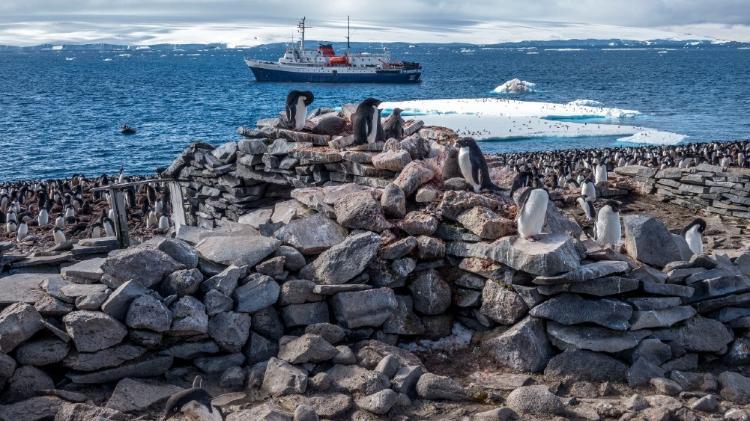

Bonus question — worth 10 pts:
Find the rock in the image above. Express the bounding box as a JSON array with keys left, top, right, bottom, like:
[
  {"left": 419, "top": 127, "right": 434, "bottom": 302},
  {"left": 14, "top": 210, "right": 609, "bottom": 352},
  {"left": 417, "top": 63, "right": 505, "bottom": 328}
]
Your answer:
[
  {"left": 690, "top": 394, "right": 719, "bottom": 412},
  {"left": 100, "top": 280, "right": 149, "bottom": 322},
  {"left": 533, "top": 260, "right": 630, "bottom": 285},
  {"left": 393, "top": 161, "right": 434, "bottom": 196},
  {"left": 670, "top": 370, "right": 717, "bottom": 392},
  {"left": 234, "top": 275, "right": 280, "bottom": 313},
  {"left": 629, "top": 338, "right": 672, "bottom": 365},
  {"left": 161, "top": 268, "right": 203, "bottom": 296},
  {"left": 623, "top": 215, "right": 683, "bottom": 267},
  {"left": 208, "top": 312, "right": 251, "bottom": 352},
  {"left": 194, "top": 353, "right": 245, "bottom": 373},
  {"left": 719, "top": 371, "right": 750, "bottom": 404},
  {"left": 196, "top": 234, "right": 280, "bottom": 267},
  {"left": 650, "top": 377, "right": 682, "bottom": 396},
  {"left": 652, "top": 315, "right": 733, "bottom": 353},
  {"left": 630, "top": 306, "right": 696, "bottom": 330},
  {"left": 529, "top": 293, "right": 632, "bottom": 330},
  {"left": 5, "top": 365, "right": 54, "bottom": 402},
  {"left": 457, "top": 207, "right": 514, "bottom": 240},
  {"left": 54, "top": 402, "right": 128, "bottom": 421},
  {"left": 391, "top": 365, "right": 423, "bottom": 394},
  {"left": 333, "top": 345, "right": 357, "bottom": 364},
  {"left": 63, "top": 344, "right": 146, "bottom": 371},
  {"left": 382, "top": 295, "right": 425, "bottom": 335},
  {"left": 627, "top": 357, "right": 665, "bottom": 386},
  {"left": 262, "top": 357, "right": 307, "bottom": 397},
  {"left": 294, "top": 404, "right": 319, "bottom": 421},
  {"left": 0, "top": 303, "right": 43, "bottom": 353},
  {"left": 334, "top": 191, "right": 391, "bottom": 233},
  {"left": 0, "top": 396, "right": 64, "bottom": 421},
  {"left": 381, "top": 184, "right": 407, "bottom": 218},
  {"left": 303, "top": 393, "right": 353, "bottom": 419},
  {"left": 482, "top": 234, "right": 582, "bottom": 276},
  {"left": 201, "top": 265, "right": 243, "bottom": 296},
  {"left": 327, "top": 364, "right": 389, "bottom": 395},
  {"left": 505, "top": 385, "right": 564, "bottom": 416},
  {"left": 356, "top": 389, "right": 399, "bottom": 415},
  {"left": 415, "top": 185, "right": 439, "bottom": 203},
  {"left": 106, "top": 378, "right": 183, "bottom": 413},
  {"left": 374, "top": 355, "right": 401, "bottom": 379},
  {"left": 227, "top": 405, "right": 292, "bottom": 421},
  {"left": 305, "top": 323, "right": 345, "bottom": 345},
  {"left": 545, "top": 349, "right": 627, "bottom": 382},
  {"left": 399, "top": 212, "right": 439, "bottom": 236},
  {"left": 537, "top": 276, "right": 639, "bottom": 297},
  {"left": 416, "top": 235, "right": 445, "bottom": 260},
  {"left": 279, "top": 280, "right": 320, "bottom": 305},
  {"left": 203, "top": 289, "right": 234, "bottom": 316},
  {"left": 151, "top": 238, "right": 199, "bottom": 269},
  {"left": 61, "top": 258, "right": 105, "bottom": 283},
  {"left": 726, "top": 337, "right": 750, "bottom": 365},
  {"left": 102, "top": 247, "right": 184, "bottom": 287},
  {"left": 380, "top": 237, "right": 416, "bottom": 260},
  {"left": 63, "top": 311, "right": 127, "bottom": 353},
  {"left": 480, "top": 280, "right": 528, "bottom": 325},
  {"left": 438, "top": 191, "right": 499, "bottom": 220},
  {"left": 408, "top": 270, "right": 451, "bottom": 315},
  {"left": 67, "top": 352, "right": 173, "bottom": 384},
  {"left": 546, "top": 321, "right": 650, "bottom": 353},
  {"left": 278, "top": 334, "right": 338, "bottom": 364},
  {"left": 472, "top": 407, "right": 517, "bottom": 421},
  {"left": 276, "top": 214, "right": 347, "bottom": 256},
  {"left": 482, "top": 316, "right": 552, "bottom": 372},
  {"left": 372, "top": 149, "right": 411, "bottom": 172},
  {"left": 125, "top": 294, "right": 172, "bottom": 332},
  {"left": 169, "top": 296, "right": 208, "bottom": 335},
  {"left": 281, "top": 302, "right": 330, "bottom": 327},
  {"left": 332, "top": 287, "right": 398, "bottom": 328},
  {"left": 244, "top": 332, "right": 278, "bottom": 365},
  {"left": 35, "top": 294, "right": 74, "bottom": 316},
  {"left": 415, "top": 373, "right": 466, "bottom": 401},
  {"left": 310, "top": 232, "right": 381, "bottom": 284},
  {"left": 15, "top": 338, "right": 70, "bottom": 366}
]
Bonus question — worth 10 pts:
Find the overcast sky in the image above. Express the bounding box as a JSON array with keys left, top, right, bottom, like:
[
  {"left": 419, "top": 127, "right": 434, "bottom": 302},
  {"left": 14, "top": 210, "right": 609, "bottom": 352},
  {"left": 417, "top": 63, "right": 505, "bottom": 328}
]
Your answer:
[{"left": 2, "top": 0, "right": 750, "bottom": 46}]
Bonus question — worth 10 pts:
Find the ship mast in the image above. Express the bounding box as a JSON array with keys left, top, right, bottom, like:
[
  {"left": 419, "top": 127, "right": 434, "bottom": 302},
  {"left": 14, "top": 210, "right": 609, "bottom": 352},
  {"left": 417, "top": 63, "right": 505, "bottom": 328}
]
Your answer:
[
  {"left": 298, "top": 17, "right": 305, "bottom": 54},
  {"left": 346, "top": 16, "right": 350, "bottom": 52}
]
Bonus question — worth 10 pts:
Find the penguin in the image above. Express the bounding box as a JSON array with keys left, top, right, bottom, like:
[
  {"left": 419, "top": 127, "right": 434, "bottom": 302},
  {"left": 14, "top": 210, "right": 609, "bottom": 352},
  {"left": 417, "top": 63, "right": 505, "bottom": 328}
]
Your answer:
[
  {"left": 682, "top": 218, "right": 706, "bottom": 255},
  {"left": 456, "top": 137, "right": 502, "bottom": 193},
  {"left": 441, "top": 146, "right": 463, "bottom": 181},
  {"left": 103, "top": 216, "right": 116, "bottom": 237},
  {"left": 516, "top": 187, "right": 549, "bottom": 240},
  {"left": 594, "top": 162, "right": 608, "bottom": 186},
  {"left": 351, "top": 98, "right": 383, "bottom": 145},
  {"left": 595, "top": 200, "right": 621, "bottom": 249},
  {"left": 55, "top": 215, "right": 65, "bottom": 229},
  {"left": 382, "top": 108, "right": 405, "bottom": 140},
  {"left": 577, "top": 196, "right": 596, "bottom": 221},
  {"left": 509, "top": 169, "right": 533, "bottom": 197},
  {"left": 53, "top": 227, "right": 66, "bottom": 245},
  {"left": 90, "top": 223, "right": 102, "bottom": 239},
  {"left": 158, "top": 214, "right": 170, "bottom": 232},
  {"left": 581, "top": 178, "right": 597, "bottom": 202},
  {"left": 147, "top": 209, "right": 158, "bottom": 229},
  {"left": 16, "top": 220, "right": 28, "bottom": 242},
  {"left": 162, "top": 376, "right": 222, "bottom": 421},
  {"left": 37, "top": 207, "right": 49, "bottom": 227},
  {"left": 285, "top": 90, "right": 314, "bottom": 131},
  {"left": 118, "top": 166, "right": 125, "bottom": 184},
  {"left": 6, "top": 219, "right": 17, "bottom": 234}
]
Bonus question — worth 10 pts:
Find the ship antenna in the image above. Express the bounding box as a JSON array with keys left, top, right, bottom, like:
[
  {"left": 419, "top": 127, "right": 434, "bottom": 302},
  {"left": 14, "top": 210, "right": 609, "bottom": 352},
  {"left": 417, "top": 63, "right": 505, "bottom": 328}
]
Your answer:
[
  {"left": 298, "top": 17, "right": 305, "bottom": 54},
  {"left": 347, "top": 16, "right": 350, "bottom": 51}
]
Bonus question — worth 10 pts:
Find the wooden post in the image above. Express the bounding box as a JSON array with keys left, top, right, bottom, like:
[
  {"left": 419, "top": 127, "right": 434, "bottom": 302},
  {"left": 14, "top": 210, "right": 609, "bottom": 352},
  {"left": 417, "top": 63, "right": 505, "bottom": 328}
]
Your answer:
[{"left": 109, "top": 188, "right": 130, "bottom": 248}]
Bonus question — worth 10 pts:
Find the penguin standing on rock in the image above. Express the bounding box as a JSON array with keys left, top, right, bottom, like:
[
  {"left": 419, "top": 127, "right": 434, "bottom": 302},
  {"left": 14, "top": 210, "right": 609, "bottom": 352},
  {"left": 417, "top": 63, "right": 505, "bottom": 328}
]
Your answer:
[
  {"left": 285, "top": 90, "right": 314, "bottom": 131},
  {"left": 162, "top": 376, "right": 222, "bottom": 421},
  {"left": 516, "top": 187, "right": 549, "bottom": 240},
  {"left": 581, "top": 178, "right": 597, "bottom": 202},
  {"left": 595, "top": 200, "right": 621, "bottom": 249},
  {"left": 683, "top": 218, "right": 706, "bottom": 255},
  {"left": 577, "top": 196, "right": 596, "bottom": 221},
  {"left": 52, "top": 227, "right": 66, "bottom": 245},
  {"left": 383, "top": 108, "right": 405, "bottom": 140},
  {"left": 456, "top": 137, "right": 502, "bottom": 193},
  {"left": 352, "top": 98, "right": 383, "bottom": 145}
]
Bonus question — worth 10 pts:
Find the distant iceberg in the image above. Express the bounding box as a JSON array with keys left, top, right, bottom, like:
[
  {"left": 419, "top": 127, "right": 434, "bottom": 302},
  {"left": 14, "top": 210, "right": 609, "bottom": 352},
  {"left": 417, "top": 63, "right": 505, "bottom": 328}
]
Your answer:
[
  {"left": 493, "top": 78, "right": 535, "bottom": 94},
  {"left": 617, "top": 131, "right": 686, "bottom": 146},
  {"left": 567, "top": 99, "right": 602, "bottom": 107}
]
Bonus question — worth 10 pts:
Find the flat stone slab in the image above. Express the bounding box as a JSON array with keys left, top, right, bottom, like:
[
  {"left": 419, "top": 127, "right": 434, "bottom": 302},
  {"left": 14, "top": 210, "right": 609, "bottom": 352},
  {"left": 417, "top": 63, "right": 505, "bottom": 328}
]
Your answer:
[
  {"left": 13, "top": 253, "right": 74, "bottom": 268},
  {"left": 67, "top": 353, "right": 173, "bottom": 384},
  {"left": 530, "top": 293, "right": 633, "bottom": 330},
  {"left": 196, "top": 234, "right": 280, "bottom": 267},
  {"left": 312, "top": 284, "right": 372, "bottom": 295},
  {"left": 0, "top": 273, "right": 46, "bottom": 305},
  {"left": 537, "top": 276, "right": 640, "bottom": 297},
  {"left": 533, "top": 261, "right": 630, "bottom": 285},
  {"left": 546, "top": 321, "right": 651, "bottom": 353},
  {"left": 630, "top": 306, "right": 696, "bottom": 330},
  {"left": 61, "top": 258, "right": 106, "bottom": 283},
  {"left": 106, "top": 378, "right": 183, "bottom": 413}
]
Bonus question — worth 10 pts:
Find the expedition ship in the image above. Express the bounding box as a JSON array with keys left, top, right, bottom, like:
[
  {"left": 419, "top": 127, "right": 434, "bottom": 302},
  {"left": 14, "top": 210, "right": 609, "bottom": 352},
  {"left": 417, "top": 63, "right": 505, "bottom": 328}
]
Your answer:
[{"left": 245, "top": 18, "right": 422, "bottom": 84}]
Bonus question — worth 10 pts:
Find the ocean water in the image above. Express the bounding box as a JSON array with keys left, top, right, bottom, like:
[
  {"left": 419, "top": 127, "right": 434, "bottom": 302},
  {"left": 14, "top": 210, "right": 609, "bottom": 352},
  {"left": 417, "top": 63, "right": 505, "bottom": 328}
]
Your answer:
[{"left": 1, "top": 44, "right": 749, "bottom": 181}]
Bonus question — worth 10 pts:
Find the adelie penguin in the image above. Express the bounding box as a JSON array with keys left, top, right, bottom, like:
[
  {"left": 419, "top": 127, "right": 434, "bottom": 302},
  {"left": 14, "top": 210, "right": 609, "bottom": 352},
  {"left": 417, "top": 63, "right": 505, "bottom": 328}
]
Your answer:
[
  {"left": 595, "top": 200, "right": 621, "bottom": 250},
  {"left": 581, "top": 178, "right": 597, "bottom": 202},
  {"left": 162, "top": 376, "right": 222, "bottom": 421},
  {"left": 382, "top": 107, "right": 405, "bottom": 140},
  {"left": 683, "top": 218, "right": 706, "bottom": 255},
  {"left": 456, "top": 137, "right": 502, "bottom": 193},
  {"left": 577, "top": 195, "right": 596, "bottom": 221},
  {"left": 352, "top": 98, "right": 384, "bottom": 145},
  {"left": 516, "top": 187, "right": 549, "bottom": 240},
  {"left": 285, "top": 90, "right": 314, "bottom": 131}
]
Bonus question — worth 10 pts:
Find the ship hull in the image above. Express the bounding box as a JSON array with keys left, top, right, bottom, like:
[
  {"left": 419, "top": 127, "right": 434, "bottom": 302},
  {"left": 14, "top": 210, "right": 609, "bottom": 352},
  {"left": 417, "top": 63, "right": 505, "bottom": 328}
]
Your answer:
[{"left": 247, "top": 60, "right": 421, "bottom": 84}]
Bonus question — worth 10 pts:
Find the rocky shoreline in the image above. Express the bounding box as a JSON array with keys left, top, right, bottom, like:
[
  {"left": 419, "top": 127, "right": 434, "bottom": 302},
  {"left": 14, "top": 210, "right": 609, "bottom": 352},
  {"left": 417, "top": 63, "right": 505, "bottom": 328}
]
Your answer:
[{"left": 1, "top": 102, "right": 750, "bottom": 421}]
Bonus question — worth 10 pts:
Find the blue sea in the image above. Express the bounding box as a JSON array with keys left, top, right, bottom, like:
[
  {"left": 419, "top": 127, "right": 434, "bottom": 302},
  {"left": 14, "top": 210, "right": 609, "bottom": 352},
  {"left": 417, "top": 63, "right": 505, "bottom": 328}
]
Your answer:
[{"left": 1, "top": 43, "right": 749, "bottom": 181}]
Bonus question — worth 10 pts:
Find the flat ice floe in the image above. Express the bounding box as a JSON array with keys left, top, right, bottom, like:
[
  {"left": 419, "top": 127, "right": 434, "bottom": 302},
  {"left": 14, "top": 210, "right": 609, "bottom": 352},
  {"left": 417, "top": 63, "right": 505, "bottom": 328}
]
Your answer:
[{"left": 380, "top": 98, "right": 685, "bottom": 146}]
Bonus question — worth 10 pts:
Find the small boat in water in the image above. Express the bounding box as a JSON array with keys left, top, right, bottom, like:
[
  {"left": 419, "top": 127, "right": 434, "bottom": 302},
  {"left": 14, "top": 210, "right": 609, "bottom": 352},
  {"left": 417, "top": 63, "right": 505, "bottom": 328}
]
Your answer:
[
  {"left": 245, "top": 17, "right": 421, "bottom": 84},
  {"left": 121, "top": 125, "right": 136, "bottom": 135}
]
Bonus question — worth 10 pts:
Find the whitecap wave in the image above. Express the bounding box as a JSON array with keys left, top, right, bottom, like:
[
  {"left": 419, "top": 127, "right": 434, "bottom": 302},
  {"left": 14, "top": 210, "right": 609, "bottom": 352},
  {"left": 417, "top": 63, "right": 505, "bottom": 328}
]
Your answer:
[
  {"left": 617, "top": 131, "right": 686, "bottom": 146},
  {"left": 567, "top": 99, "right": 602, "bottom": 107},
  {"left": 493, "top": 78, "right": 535, "bottom": 94}
]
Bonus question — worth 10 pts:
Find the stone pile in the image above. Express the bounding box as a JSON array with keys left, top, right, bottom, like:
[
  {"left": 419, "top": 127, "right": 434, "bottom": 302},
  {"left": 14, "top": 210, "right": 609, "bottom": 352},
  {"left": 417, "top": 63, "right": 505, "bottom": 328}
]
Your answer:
[{"left": 616, "top": 163, "right": 750, "bottom": 218}]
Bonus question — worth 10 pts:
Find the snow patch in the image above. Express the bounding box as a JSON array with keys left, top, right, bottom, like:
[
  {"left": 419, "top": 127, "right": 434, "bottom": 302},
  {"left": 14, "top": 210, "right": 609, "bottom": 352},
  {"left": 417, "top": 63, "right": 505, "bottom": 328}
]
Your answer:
[
  {"left": 400, "top": 323, "right": 473, "bottom": 353},
  {"left": 493, "top": 78, "right": 535, "bottom": 94},
  {"left": 567, "top": 99, "right": 602, "bottom": 107}
]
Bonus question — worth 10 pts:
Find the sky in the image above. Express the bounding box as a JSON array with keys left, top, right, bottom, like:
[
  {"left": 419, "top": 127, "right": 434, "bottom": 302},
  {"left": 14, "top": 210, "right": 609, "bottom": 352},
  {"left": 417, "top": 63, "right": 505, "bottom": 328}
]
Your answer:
[{"left": 2, "top": 0, "right": 750, "bottom": 46}]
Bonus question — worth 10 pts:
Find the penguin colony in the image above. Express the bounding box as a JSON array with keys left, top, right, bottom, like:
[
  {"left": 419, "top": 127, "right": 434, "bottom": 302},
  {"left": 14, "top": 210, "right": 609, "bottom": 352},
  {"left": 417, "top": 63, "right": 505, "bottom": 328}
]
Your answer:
[{"left": 0, "top": 172, "right": 173, "bottom": 250}]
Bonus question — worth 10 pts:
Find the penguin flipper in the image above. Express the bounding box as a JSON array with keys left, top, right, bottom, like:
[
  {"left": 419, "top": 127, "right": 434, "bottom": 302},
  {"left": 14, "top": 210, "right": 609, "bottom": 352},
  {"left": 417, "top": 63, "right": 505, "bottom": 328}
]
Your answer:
[{"left": 352, "top": 114, "right": 367, "bottom": 145}]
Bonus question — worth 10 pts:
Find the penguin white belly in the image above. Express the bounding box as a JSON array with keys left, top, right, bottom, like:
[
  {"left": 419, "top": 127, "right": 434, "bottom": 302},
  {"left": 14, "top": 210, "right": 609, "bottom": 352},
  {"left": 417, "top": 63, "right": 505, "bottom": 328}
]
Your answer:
[
  {"left": 367, "top": 106, "right": 378, "bottom": 143},
  {"left": 457, "top": 148, "right": 479, "bottom": 190},
  {"left": 596, "top": 208, "right": 621, "bottom": 247},
  {"left": 294, "top": 98, "right": 306, "bottom": 131},
  {"left": 595, "top": 165, "right": 607, "bottom": 185},
  {"left": 518, "top": 190, "right": 548, "bottom": 238},
  {"left": 582, "top": 182, "right": 596, "bottom": 201},
  {"left": 685, "top": 226, "right": 703, "bottom": 255},
  {"left": 181, "top": 401, "right": 223, "bottom": 421},
  {"left": 104, "top": 221, "right": 115, "bottom": 237}
]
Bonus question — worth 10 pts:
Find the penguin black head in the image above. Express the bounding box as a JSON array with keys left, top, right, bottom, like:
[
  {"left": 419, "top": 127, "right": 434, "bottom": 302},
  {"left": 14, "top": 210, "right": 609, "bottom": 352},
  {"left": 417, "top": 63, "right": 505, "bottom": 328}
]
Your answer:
[
  {"left": 603, "top": 200, "right": 621, "bottom": 213},
  {"left": 360, "top": 97, "right": 382, "bottom": 108},
  {"left": 287, "top": 90, "right": 314, "bottom": 106},
  {"left": 455, "top": 137, "right": 477, "bottom": 149},
  {"left": 391, "top": 108, "right": 403, "bottom": 117},
  {"left": 683, "top": 218, "right": 707, "bottom": 235}
]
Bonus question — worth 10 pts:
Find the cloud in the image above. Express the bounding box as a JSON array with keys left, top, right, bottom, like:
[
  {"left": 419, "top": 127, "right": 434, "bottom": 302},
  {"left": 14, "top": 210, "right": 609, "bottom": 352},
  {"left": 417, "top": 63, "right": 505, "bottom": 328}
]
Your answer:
[{"left": 1, "top": 0, "right": 750, "bottom": 46}]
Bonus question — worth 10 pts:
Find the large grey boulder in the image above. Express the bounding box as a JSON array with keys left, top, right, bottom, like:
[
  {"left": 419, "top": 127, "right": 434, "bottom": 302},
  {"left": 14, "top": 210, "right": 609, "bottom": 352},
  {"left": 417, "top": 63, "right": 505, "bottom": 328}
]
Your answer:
[
  {"left": 623, "top": 215, "right": 683, "bottom": 267},
  {"left": 5, "top": 365, "right": 54, "bottom": 402},
  {"left": 277, "top": 334, "right": 338, "bottom": 364},
  {"left": 381, "top": 183, "right": 406, "bottom": 218},
  {"left": 334, "top": 191, "right": 392, "bottom": 233},
  {"left": 262, "top": 357, "right": 307, "bottom": 397},
  {"left": 0, "top": 303, "right": 43, "bottom": 353},
  {"left": 275, "top": 213, "right": 347, "bottom": 255},
  {"left": 533, "top": 260, "right": 630, "bottom": 285},
  {"left": 67, "top": 352, "right": 173, "bottom": 384},
  {"left": 234, "top": 275, "right": 280, "bottom": 313},
  {"left": 15, "top": 338, "right": 70, "bottom": 366},
  {"left": 393, "top": 161, "right": 434, "bottom": 197},
  {"left": 372, "top": 149, "right": 411, "bottom": 172},
  {"left": 208, "top": 312, "right": 251, "bottom": 352},
  {"left": 143, "top": 237, "right": 199, "bottom": 269},
  {"left": 310, "top": 232, "right": 381, "bottom": 284},
  {"left": 327, "top": 364, "right": 390, "bottom": 395},
  {"left": 196, "top": 234, "right": 280, "bottom": 267},
  {"left": 480, "top": 280, "right": 528, "bottom": 325},
  {"left": 63, "top": 311, "right": 128, "bottom": 353},
  {"left": 201, "top": 265, "right": 243, "bottom": 296},
  {"left": 529, "top": 293, "right": 632, "bottom": 330},
  {"left": 63, "top": 344, "right": 146, "bottom": 371},
  {"left": 482, "top": 316, "right": 552, "bottom": 372},
  {"left": 457, "top": 207, "right": 515, "bottom": 240},
  {"left": 281, "top": 302, "right": 329, "bottom": 327},
  {"left": 544, "top": 349, "right": 627, "bottom": 382},
  {"left": 170, "top": 296, "right": 208, "bottom": 335},
  {"left": 331, "top": 288, "right": 398, "bottom": 328},
  {"left": 546, "top": 321, "right": 650, "bottom": 353},
  {"left": 126, "top": 294, "right": 172, "bottom": 332},
  {"left": 651, "top": 316, "right": 733, "bottom": 353},
  {"left": 102, "top": 247, "right": 184, "bottom": 287},
  {"left": 105, "top": 377, "right": 183, "bottom": 413},
  {"left": 0, "top": 396, "right": 64, "bottom": 420},
  {"left": 505, "top": 385, "right": 564, "bottom": 416},
  {"left": 161, "top": 269, "right": 203, "bottom": 297},
  {"left": 630, "top": 306, "right": 696, "bottom": 330},
  {"left": 408, "top": 270, "right": 451, "bottom": 315},
  {"left": 382, "top": 295, "right": 426, "bottom": 336},
  {"left": 55, "top": 402, "right": 128, "bottom": 421},
  {"left": 355, "top": 388, "right": 399, "bottom": 415},
  {"left": 719, "top": 371, "right": 750, "bottom": 404},
  {"left": 100, "top": 280, "right": 148, "bottom": 321},
  {"left": 416, "top": 373, "right": 467, "bottom": 401},
  {"left": 0, "top": 353, "right": 16, "bottom": 389}
]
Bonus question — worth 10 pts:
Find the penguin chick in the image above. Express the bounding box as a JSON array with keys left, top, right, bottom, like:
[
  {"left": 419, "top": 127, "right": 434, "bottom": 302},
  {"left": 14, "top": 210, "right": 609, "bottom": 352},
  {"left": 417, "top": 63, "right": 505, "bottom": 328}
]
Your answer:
[
  {"left": 383, "top": 107, "right": 405, "bottom": 140},
  {"left": 683, "top": 218, "right": 706, "bottom": 255}
]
